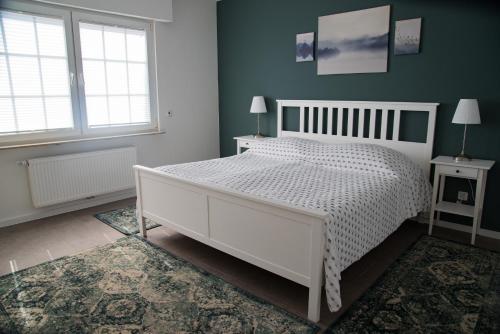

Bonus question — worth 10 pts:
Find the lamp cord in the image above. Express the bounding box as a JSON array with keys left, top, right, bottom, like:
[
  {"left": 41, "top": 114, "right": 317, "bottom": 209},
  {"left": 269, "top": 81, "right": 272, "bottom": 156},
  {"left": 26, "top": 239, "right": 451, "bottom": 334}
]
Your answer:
[
  {"left": 468, "top": 179, "right": 475, "bottom": 203},
  {"left": 257, "top": 113, "right": 260, "bottom": 135},
  {"left": 461, "top": 123, "right": 467, "bottom": 155}
]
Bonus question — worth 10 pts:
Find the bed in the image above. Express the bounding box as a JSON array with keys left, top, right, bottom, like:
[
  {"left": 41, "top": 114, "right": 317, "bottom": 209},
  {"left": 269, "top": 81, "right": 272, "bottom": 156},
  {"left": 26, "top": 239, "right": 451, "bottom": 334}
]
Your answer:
[{"left": 133, "top": 99, "right": 439, "bottom": 322}]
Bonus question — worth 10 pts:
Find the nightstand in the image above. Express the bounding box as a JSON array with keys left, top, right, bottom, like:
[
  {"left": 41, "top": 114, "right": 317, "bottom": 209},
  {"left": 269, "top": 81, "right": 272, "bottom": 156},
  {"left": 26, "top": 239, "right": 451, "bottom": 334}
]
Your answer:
[
  {"left": 233, "top": 135, "right": 270, "bottom": 154},
  {"left": 428, "top": 156, "right": 495, "bottom": 245}
]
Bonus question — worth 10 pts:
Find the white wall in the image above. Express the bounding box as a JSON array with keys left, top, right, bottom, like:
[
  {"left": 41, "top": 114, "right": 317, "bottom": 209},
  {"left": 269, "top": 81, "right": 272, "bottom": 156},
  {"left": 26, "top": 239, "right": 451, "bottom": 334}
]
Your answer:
[{"left": 0, "top": 0, "right": 220, "bottom": 227}]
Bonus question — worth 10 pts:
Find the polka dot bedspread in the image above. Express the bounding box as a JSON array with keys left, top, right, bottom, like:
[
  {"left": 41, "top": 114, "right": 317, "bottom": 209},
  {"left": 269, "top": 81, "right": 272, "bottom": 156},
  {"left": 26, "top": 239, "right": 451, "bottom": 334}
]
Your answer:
[{"left": 156, "top": 137, "right": 431, "bottom": 312}]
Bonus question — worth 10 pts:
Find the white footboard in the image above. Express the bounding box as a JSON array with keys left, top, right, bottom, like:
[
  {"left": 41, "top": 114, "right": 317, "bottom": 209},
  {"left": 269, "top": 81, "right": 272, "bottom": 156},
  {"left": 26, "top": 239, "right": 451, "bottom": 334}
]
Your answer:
[{"left": 134, "top": 165, "right": 328, "bottom": 322}]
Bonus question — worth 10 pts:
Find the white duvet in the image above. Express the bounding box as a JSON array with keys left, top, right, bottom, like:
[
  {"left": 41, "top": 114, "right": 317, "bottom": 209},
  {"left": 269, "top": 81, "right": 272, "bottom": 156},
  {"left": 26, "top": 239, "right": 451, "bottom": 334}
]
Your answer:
[{"left": 156, "top": 137, "right": 431, "bottom": 312}]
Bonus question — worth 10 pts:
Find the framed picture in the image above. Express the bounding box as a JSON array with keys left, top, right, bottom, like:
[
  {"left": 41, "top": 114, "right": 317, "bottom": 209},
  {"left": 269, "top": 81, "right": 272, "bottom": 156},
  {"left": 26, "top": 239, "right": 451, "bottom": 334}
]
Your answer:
[
  {"left": 394, "top": 18, "right": 422, "bottom": 55},
  {"left": 317, "top": 5, "right": 390, "bottom": 75},
  {"left": 296, "top": 32, "right": 315, "bottom": 62}
]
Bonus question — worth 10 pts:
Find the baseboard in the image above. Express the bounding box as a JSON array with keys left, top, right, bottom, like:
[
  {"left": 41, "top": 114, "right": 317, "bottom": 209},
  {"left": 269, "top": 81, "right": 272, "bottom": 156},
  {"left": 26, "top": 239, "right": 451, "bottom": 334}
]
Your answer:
[
  {"left": 414, "top": 215, "right": 500, "bottom": 240},
  {"left": 0, "top": 189, "right": 136, "bottom": 229}
]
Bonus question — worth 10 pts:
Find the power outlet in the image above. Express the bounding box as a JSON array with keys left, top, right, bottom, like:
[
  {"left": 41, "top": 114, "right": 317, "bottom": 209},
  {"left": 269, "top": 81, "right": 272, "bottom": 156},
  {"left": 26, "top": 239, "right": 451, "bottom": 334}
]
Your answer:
[{"left": 457, "top": 191, "right": 468, "bottom": 202}]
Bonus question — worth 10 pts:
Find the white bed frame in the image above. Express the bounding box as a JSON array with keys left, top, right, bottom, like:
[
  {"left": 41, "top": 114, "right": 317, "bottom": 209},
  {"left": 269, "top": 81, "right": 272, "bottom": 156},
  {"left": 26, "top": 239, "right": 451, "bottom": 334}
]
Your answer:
[{"left": 134, "top": 99, "right": 439, "bottom": 322}]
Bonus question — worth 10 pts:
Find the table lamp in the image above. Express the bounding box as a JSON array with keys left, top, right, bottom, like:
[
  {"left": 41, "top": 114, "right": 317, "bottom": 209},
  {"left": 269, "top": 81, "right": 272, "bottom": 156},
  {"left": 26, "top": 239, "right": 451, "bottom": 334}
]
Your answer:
[
  {"left": 452, "top": 99, "right": 481, "bottom": 162},
  {"left": 250, "top": 96, "right": 267, "bottom": 138}
]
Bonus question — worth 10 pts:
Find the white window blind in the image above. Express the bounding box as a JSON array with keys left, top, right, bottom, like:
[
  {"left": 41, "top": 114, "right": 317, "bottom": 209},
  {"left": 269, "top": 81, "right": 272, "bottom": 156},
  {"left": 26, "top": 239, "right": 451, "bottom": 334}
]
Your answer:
[
  {"left": 0, "top": 0, "right": 157, "bottom": 146},
  {"left": 0, "top": 10, "right": 74, "bottom": 135},
  {"left": 79, "top": 22, "right": 151, "bottom": 128}
]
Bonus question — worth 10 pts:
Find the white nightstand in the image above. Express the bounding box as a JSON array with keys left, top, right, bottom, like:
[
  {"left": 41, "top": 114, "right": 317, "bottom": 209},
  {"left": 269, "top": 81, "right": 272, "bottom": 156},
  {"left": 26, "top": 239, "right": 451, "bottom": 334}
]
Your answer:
[
  {"left": 233, "top": 135, "right": 270, "bottom": 154},
  {"left": 428, "top": 156, "right": 495, "bottom": 245}
]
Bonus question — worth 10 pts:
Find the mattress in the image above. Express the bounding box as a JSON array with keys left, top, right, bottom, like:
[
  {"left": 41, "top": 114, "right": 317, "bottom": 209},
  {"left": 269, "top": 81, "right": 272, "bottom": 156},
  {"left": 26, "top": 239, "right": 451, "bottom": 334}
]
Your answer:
[{"left": 156, "top": 137, "right": 431, "bottom": 312}]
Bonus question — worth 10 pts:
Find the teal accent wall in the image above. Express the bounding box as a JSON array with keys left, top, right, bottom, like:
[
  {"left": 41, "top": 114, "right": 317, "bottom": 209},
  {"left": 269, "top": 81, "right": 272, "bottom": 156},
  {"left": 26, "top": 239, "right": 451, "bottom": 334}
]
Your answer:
[{"left": 217, "top": 0, "right": 500, "bottom": 232}]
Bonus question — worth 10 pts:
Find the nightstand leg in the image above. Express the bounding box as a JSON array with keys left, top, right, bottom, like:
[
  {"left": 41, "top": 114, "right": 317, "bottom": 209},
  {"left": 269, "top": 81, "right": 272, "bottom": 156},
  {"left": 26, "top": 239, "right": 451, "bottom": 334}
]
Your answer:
[
  {"left": 476, "top": 174, "right": 487, "bottom": 234},
  {"left": 436, "top": 175, "right": 445, "bottom": 225},
  {"left": 428, "top": 167, "right": 440, "bottom": 235},
  {"left": 237, "top": 142, "right": 242, "bottom": 155},
  {"left": 471, "top": 170, "right": 487, "bottom": 245}
]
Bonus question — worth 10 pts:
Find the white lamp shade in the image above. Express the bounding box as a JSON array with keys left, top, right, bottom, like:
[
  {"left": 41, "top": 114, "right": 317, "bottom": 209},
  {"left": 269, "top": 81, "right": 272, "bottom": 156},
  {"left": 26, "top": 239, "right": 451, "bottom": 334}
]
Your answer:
[
  {"left": 250, "top": 96, "right": 267, "bottom": 114},
  {"left": 452, "top": 99, "right": 481, "bottom": 125}
]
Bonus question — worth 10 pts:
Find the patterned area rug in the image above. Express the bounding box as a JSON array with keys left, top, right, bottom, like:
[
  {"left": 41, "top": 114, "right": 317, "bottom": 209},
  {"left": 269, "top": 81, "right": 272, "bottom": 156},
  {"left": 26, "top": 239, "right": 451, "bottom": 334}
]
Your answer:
[
  {"left": 95, "top": 205, "right": 160, "bottom": 235},
  {"left": 327, "top": 236, "right": 500, "bottom": 333},
  {"left": 0, "top": 236, "right": 318, "bottom": 333}
]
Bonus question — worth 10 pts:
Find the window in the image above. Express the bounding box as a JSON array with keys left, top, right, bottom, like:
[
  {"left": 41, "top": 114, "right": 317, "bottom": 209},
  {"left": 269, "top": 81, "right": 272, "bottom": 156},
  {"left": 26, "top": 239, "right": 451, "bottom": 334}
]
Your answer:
[
  {"left": 0, "top": 1, "right": 157, "bottom": 146},
  {"left": 78, "top": 22, "right": 151, "bottom": 128},
  {"left": 0, "top": 10, "right": 75, "bottom": 136}
]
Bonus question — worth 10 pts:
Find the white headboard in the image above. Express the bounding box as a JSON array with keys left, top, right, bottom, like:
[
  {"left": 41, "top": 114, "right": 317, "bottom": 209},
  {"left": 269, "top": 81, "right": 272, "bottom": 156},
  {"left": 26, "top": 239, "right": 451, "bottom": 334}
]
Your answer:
[{"left": 276, "top": 100, "right": 439, "bottom": 176}]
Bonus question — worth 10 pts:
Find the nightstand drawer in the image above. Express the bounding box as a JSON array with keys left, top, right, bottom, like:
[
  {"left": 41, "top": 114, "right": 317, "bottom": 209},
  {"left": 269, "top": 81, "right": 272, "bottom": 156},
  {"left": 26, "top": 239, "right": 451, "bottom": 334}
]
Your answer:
[
  {"left": 439, "top": 165, "right": 478, "bottom": 178},
  {"left": 239, "top": 140, "right": 254, "bottom": 148},
  {"left": 234, "top": 136, "right": 271, "bottom": 155}
]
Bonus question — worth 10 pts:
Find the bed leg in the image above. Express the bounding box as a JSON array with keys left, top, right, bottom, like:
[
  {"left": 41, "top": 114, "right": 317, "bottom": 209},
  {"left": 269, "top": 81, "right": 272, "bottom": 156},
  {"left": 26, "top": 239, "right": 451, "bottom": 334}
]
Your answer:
[
  {"left": 138, "top": 215, "right": 147, "bottom": 238},
  {"left": 308, "top": 281, "right": 322, "bottom": 322},
  {"left": 307, "top": 219, "right": 325, "bottom": 323},
  {"left": 134, "top": 167, "right": 147, "bottom": 238}
]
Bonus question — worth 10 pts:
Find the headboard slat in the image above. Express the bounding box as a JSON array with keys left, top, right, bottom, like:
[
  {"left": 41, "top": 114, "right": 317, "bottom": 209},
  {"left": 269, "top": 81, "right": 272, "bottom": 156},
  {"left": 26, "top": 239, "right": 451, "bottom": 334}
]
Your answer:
[
  {"left": 381, "top": 109, "right": 388, "bottom": 140},
  {"left": 308, "top": 107, "right": 314, "bottom": 134},
  {"left": 299, "top": 106, "right": 305, "bottom": 133},
  {"left": 318, "top": 108, "right": 324, "bottom": 135},
  {"left": 337, "top": 108, "right": 343, "bottom": 136},
  {"left": 358, "top": 109, "right": 365, "bottom": 138},
  {"left": 369, "top": 109, "right": 376, "bottom": 139},
  {"left": 327, "top": 108, "right": 333, "bottom": 135},
  {"left": 347, "top": 108, "right": 354, "bottom": 137},
  {"left": 393, "top": 109, "right": 401, "bottom": 141}
]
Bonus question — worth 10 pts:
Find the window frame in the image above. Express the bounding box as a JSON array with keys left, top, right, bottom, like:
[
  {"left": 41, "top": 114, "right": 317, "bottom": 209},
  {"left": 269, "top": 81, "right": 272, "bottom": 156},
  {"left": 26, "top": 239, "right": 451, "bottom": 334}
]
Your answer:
[
  {"left": 0, "top": 0, "right": 159, "bottom": 147},
  {"left": 0, "top": 0, "right": 82, "bottom": 145},
  {"left": 72, "top": 11, "right": 158, "bottom": 137}
]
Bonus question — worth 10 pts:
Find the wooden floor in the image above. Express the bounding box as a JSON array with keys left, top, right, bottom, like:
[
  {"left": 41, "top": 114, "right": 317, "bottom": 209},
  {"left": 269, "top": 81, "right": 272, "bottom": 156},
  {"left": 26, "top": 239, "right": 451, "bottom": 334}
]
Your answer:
[{"left": 1, "top": 198, "right": 499, "bottom": 331}]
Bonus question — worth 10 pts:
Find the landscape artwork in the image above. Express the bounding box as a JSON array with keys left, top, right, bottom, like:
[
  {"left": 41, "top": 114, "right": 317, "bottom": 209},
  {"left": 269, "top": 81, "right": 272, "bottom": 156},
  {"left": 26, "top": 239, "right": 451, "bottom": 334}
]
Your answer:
[
  {"left": 296, "top": 32, "right": 315, "bottom": 62},
  {"left": 317, "top": 5, "right": 390, "bottom": 75},
  {"left": 394, "top": 18, "right": 422, "bottom": 55}
]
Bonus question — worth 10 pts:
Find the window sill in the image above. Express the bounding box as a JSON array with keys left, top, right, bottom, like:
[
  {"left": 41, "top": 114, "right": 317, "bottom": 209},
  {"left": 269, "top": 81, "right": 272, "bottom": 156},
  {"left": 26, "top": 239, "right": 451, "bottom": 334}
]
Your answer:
[{"left": 0, "top": 130, "right": 165, "bottom": 150}]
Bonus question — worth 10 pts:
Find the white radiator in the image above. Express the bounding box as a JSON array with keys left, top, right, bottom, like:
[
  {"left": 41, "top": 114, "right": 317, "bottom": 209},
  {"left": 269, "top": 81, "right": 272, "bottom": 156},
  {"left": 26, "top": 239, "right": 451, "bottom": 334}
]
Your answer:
[{"left": 27, "top": 147, "right": 137, "bottom": 208}]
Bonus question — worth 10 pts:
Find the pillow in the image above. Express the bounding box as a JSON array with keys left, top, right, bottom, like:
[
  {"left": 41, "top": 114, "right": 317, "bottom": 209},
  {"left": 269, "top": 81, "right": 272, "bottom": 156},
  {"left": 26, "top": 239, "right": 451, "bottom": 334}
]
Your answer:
[
  {"left": 250, "top": 137, "right": 423, "bottom": 179},
  {"left": 249, "top": 137, "right": 318, "bottom": 162},
  {"left": 306, "top": 143, "right": 411, "bottom": 177}
]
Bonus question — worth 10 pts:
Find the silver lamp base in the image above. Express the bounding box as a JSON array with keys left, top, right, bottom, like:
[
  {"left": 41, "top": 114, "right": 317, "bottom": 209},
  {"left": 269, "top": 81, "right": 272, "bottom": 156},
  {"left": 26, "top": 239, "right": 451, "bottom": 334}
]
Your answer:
[
  {"left": 454, "top": 153, "right": 471, "bottom": 162},
  {"left": 454, "top": 124, "right": 472, "bottom": 162},
  {"left": 253, "top": 133, "right": 265, "bottom": 139}
]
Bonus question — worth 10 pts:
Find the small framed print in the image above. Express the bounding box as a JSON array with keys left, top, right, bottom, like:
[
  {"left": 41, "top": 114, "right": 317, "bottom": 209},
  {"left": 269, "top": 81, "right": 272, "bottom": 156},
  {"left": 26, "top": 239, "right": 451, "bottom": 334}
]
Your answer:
[
  {"left": 296, "top": 32, "right": 315, "bottom": 62},
  {"left": 394, "top": 18, "right": 422, "bottom": 55}
]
